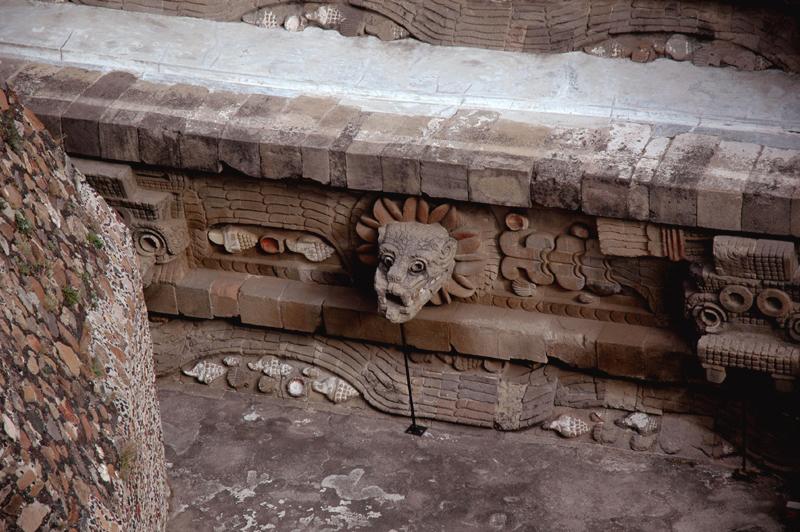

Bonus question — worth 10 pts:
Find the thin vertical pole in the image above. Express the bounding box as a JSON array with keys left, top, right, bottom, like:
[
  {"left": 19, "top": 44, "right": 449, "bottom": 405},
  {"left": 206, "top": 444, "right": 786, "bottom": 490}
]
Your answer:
[{"left": 403, "top": 346, "right": 426, "bottom": 436}]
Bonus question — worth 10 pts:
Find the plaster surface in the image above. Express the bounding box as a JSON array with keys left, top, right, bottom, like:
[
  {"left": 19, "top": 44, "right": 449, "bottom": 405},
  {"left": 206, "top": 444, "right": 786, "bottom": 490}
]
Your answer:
[
  {"left": 159, "top": 383, "right": 791, "bottom": 531},
  {"left": 0, "top": 0, "right": 798, "bottom": 148}
]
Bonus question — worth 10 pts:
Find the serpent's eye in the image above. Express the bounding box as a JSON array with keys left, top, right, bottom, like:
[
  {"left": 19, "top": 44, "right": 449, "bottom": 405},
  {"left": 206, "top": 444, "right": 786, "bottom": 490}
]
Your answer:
[
  {"left": 381, "top": 254, "right": 394, "bottom": 268},
  {"left": 409, "top": 260, "right": 426, "bottom": 274}
]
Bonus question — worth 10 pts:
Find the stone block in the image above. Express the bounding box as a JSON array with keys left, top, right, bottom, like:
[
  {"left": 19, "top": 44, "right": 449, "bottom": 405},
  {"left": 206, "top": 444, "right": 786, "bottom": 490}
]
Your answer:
[
  {"left": 139, "top": 83, "right": 208, "bottom": 167},
  {"left": 402, "top": 305, "right": 453, "bottom": 352},
  {"left": 219, "top": 125, "right": 263, "bottom": 177},
  {"left": 5, "top": 62, "right": 62, "bottom": 98},
  {"left": 261, "top": 95, "right": 336, "bottom": 180},
  {"left": 220, "top": 94, "right": 279, "bottom": 177},
  {"left": 468, "top": 152, "right": 533, "bottom": 207},
  {"left": 143, "top": 283, "right": 177, "bottom": 315},
  {"left": 322, "top": 286, "right": 401, "bottom": 345},
  {"left": 581, "top": 160, "right": 632, "bottom": 218},
  {"left": 71, "top": 158, "right": 136, "bottom": 199},
  {"left": 180, "top": 90, "right": 245, "bottom": 173},
  {"left": 174, "top": 270, "right": 217, "bottom": 319},
  {"left": 447, "top": 304, "right": 501, "bottom": 359},
  {"left": 650, "top": 133, "right": 719, "bottom": 226},
  {"left": 741, "top": 178, "right": 793, "bottom": 235},
  {"left": 22, "top": 67, "right": 102, "bottom": 144},
  {"left": 260, "top": 132, "right": 304, "bottom": 179},
  {"left": 299, "top": 101, "right": 360, "bottom": 185},
  {"left": 359, "top": 310, "right": 403, "bottom": 345},
  {"left": 321, "top": 286, "right": 368, "bottom": 338},
  {"left": 696, "top": 140, "right": 761, "bottom": 231},
  {"left": 742, "top": 147, "right": 799, "bottom": 235},
  {"left": 381, "top": 142, "right": 423, "bottom": 195},
  {"left": 98, "top": 80, "right": 162, "bottom": 163},
  {"left": 239, "top": 276, "right": 287, "bottom": 328},
  {"left": 0, "top": 57, "right": 26, "bottom": 84},
  {"left": 628, "top": 137, "right": 670, "bottom": 220},
  {"left": 420, "top": 145, "right": 470, "bottom": 201},
  {"left": 642, "top": 329, "right": 692, "bottom": 382},
  {"left": 301, "top": 133, "right": 333, "bottom": 185},
  {"left": 432, "top": 110, "right": 500, "bottom": 145},
  {"left": 531, "top": 158, "right": 582, "bottom": 210},
  {"left": 596, "top": 323, "right": 647, "bottom": 379},
  {"left": 345, "top": 139, "right": 384, "bottom": 191},
  {"left": 328, "top": 112, "right": 368, "bottom": 188},
  {"left": 62, "top": 71, "right": 137, "bottom": 157},
  {"left": 209, "top": 273, "right": 249, "bottom": 318},
  {"left": 278, "top": 282, "right": 327, "bottom": 333}
]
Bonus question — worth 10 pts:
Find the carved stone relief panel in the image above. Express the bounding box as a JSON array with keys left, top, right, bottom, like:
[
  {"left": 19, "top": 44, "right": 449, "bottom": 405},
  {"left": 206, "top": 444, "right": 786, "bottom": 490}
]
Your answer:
[
  {"left": 496, "top": 209, "right": 672, "bottom": 326},
  {"left": 184, "top": 176, "right": 361, "bottom": 285},
  {"left": 685, "top": 235, "right": 800, "bottom": 389},
  {"left": 74, "top": 161, "right": 191, "bottom": 286},
  {"left": 78, "top": 160, "right": 800, "bottom": 392},
  {"left": 86, "top": 167, "right": 675, "bottom": 329}
]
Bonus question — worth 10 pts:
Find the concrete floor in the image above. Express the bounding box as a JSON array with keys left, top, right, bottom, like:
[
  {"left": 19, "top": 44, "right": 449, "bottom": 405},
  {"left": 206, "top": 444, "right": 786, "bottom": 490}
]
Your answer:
[
  {"left": 0, "top": 0, "right": 799, "bottom": 148},
  {"left": 159, "top": 383, "right": 790, "bottom": 532}
]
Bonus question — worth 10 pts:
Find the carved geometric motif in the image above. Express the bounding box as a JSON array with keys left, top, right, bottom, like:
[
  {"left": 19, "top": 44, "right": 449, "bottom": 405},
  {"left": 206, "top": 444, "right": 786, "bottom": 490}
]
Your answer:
[{"left": 500, "top": 215, "right": 621, "bottom": 296}]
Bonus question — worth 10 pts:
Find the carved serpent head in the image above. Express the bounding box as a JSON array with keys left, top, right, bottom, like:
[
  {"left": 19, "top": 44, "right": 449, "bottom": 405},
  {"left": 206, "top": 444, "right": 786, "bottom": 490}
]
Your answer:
[
  {"left": 356, "top": 196, "right": 487, "bottom": 323},
  {"left": 375, "top": 222, "right": 457, "bottom": 323}
]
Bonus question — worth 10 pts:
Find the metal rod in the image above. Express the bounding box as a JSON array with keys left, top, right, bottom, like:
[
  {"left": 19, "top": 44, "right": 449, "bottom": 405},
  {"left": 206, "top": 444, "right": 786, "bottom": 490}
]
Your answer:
[
  {"left": 741, "top": 395, "right": 748, "bottom": 472},
  {"left": 403, "top": 346, "right": 426, "bottom": 436}
]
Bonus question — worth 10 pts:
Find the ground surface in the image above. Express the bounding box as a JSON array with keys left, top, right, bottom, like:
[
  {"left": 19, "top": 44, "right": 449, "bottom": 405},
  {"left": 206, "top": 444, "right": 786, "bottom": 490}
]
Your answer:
[{"left": 159, "top": 383, "right": 789, "bottom": 531}]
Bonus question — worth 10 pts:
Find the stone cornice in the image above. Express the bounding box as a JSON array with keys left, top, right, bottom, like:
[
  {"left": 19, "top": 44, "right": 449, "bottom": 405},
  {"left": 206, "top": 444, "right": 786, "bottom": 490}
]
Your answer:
[
  {"left": 2, "top": 56, "right": 799, "bottom": 238},
  {"left": 143, "top": 267, "right": 693, "bottom": 383}
]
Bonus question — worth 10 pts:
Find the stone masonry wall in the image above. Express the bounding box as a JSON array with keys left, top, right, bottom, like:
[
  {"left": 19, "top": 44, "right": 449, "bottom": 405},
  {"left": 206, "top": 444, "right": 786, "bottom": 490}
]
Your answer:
[
  {"left": 69, "top": 0, "right": 800, "bottom": 72},
  {"left": 0, "top": 86, "right": 167, "bottom": 530},
  {"left": 2, "top": 58, "right": 798, "bottom": 239}
]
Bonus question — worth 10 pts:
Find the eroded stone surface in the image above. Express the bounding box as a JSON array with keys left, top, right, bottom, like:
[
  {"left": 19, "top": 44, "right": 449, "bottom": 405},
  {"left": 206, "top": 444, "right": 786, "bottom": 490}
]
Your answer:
[{"left": 160, "top": 384, "right": 790, "bottom": 531}]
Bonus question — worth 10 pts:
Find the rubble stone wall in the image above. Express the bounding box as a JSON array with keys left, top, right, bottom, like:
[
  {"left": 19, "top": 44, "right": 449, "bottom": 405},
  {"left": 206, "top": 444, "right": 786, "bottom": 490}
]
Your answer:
[{"left": 0, "top": 86, "right": 167, "bottom": 530}]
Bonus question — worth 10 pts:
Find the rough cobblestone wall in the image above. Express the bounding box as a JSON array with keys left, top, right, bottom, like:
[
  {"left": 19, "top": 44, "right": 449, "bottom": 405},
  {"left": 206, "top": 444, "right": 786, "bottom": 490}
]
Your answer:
[{"left": 0, "top": 86, "right": 167, "bottom": 531}]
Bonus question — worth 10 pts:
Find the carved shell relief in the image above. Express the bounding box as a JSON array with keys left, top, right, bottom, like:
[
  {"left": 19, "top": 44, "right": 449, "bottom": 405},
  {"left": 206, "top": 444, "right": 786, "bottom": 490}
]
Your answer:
[{"left": 208, "top": 224, "right": 336, "bottom": 263}]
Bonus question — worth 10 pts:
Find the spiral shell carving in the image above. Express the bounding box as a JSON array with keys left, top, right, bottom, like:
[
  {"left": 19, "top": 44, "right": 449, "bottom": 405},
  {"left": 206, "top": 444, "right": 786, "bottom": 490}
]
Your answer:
[
  {"left": 183, "top": 361, "right": 227, "bottom": 384},
  {"left": 286, "top": 235, "right": 335, "bottom": 262},
  {"left": 312, "top": 376, "right": 359, "bottom": 404},
  {"left": 208, "top": 226, "right": 258, "bottom": 254},
  {"left": 543, "top": 414, "right": 589, "bottom": 438},
  {"left": 511, "top": 278, "right": 537, "bottom": 297}
]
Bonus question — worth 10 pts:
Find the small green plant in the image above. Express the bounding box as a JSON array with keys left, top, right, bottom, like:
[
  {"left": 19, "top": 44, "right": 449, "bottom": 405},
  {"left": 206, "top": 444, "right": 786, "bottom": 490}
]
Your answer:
[
  {"left": 118, "top": 441, "right": 138, "bottom": 480},
  {"left": 14, "top": 212, "right": 32, "bottom": 235},
  {"left": 0, "top": 111, "right": 22, "bottom": 153},
  {"left": 61, "top": 200, "right": 76, "bottom": 218},
  {"left": 91, "top": 357, "right": 106, "bottom": 378},
  {"left": 17, "top": 260, "right": 31, "bottom": 276},
  {"left": 88, "top": 291, "right": 99, "bottom": 311},
  {"left": 62, "top": 285, "right": 79, "bottom": 307},
  {"left": 43, "top": 292, "right": 58, "bottom": 312},
  {"left": 86, "top": 232, "right": 104, "bottom": 250}
]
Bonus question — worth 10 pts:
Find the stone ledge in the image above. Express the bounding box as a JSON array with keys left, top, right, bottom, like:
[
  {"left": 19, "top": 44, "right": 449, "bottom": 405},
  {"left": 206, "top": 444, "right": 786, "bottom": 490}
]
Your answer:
[
  {"left": 2, "top": 57, "right": 798, "bottom": 237},
  {"left": 150, "top": 268, "right": 694, "bottom": 382}
]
